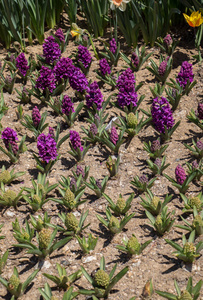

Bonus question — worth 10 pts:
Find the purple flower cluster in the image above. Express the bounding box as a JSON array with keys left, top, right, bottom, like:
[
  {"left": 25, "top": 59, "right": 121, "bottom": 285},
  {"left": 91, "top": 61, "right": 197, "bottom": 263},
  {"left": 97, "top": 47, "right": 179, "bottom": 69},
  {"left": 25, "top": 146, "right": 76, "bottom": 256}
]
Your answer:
[
  {"left": 96, "top": 179, "right": 102, "bottom": 190},
  {"left": 109, "top": 38, "right": 117, "bottom": 54},
  {"left": 151, "top": 97, "right": 175, "bottom": 133},
  {"left": 16, "top": 53, "right": 29, "bottom": 77},
  {"left": 32, "top": 106, "right": 41, "bottom": 127},
  {"left": 139, "top": 174, "right": 148, "bottom": 184},
  {"left": 77, "top": 45, "right": 92, "bottom": 69},
  {"left": 131, "top": 52, "right": 139, "bottom": 68},
  {"left": 54, "top": 28, "right": 65, "bottom": 42},
  {"left": 90, "top": 123, "right": 98, "bottom": 136},
  {"left": 175, "top": 164, "right": 186, "bottom": 185},
  {"left": 110, "top": 127, "right": 118, "bottom": 145},
  {"left": 61, "top": 95, "right": 75, "bottom": 115},
  {"left": 116, "top": 68, "right": 138, "bottom": 108},
  {"left": 158, "top": 57, "right": 169, "bottom": 77},
  {"left": 163, "top": 34, "right": 173, "bottom": 47},
  {"left": 154, "top": 158, "right": 162, "bottom": 168},
  {"left": 37, "top": 133, "right": 58, "bottom": 163},
  {"left": 1, "top": 127, "right": 19, "bottom": 154},
  {"left": 53, "top": 57, "right": 73, "bottom": 82},
  {"left": 35, "top": 66, "right": 56, "bottom": 93},
  {"left": 76, "top": 165, "right": 85, "bottom": 178},
  {"left": 196, "top": 140, "right": 203, "bottom": 150},
  {"left": 43, "top": 36, "right": 61, "bottom": 64},
  {"left": 99, "top": 58, "right": 111, "bottom": 76},
  {"left": 68, "top": 66, "right": 89, "bottom": 93},
  {"left": 151, "top": 139, "right": 160, "bottom": 152},
  {"left": 48, "top": 127, "right": 55, "bottom": 139},
  {"left": 176, "top": 61, "right": 194, "bottom": 88},
  {"left": 85, "top": 81, "right": 104, "bottom": 110},
  {"left": 70, "top": 131, "right": 83, "bottom": 151},
  {"left": 197, "top": 103, "right": 203, "bottom": 120}
]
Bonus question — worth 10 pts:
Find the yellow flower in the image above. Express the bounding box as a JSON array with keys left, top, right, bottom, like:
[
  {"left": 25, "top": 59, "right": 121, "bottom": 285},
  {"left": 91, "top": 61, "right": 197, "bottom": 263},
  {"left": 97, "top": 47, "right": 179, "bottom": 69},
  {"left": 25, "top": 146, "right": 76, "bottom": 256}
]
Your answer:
[
  {"left": 109, "top": 0, "right": 131, "bottom": 11},
  {"left": 70, "top": 23, "right": 84, "bottom": 42},
  {"left": 183, "top": 11, "right": 203, "bottom": 27}
]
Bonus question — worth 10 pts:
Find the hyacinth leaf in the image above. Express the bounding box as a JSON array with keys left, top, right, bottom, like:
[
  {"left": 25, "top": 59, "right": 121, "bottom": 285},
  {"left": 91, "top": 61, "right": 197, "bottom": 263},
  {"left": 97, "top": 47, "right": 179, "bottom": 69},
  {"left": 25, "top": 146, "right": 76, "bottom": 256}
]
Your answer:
[
  {"left": 100, "top": 256, "right": 105, "bottom": 271},
  {"left": 0, "top": 250, "right": 9, "bottom": 274},
  {"left": 21, "top": 269, "right": 39, "bottom": 292},
  {"left": 106, "top": 266, "right": 129, "bottom": 294},
  {"left": 155, "top": 290, "right": 177, "bottom": 299},
  {"left": 109, "top": 263, "right": 117, "bottom": 280},
  {"left": 96, "top": 214, "right": 109, "bottom": 228},
  {"left": 81, "top": 266, "right": 94, "bottom": 285}
]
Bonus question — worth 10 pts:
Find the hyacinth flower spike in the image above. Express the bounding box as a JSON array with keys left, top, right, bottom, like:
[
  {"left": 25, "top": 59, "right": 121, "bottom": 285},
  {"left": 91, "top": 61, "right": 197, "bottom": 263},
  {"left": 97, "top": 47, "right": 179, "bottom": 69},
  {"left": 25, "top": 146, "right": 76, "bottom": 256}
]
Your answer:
[
  {"left": 146, "top": 156, "right": 170, "bottom": 175},
  {"left": 33, "top": 133, "right": 59, "bottom": 175},
  {"left": 12, "top": 218, "right": 34, "bottom": 244},
  {"left": 99, "top": 126, "right": 125, "bottom": 155},
  {"left": 0, "top": 183, "right": 24, "bottom": 209},
  {"left": 156, "top": 277, "right": 202, "bottom": 300},
  {"left": 21, "top": 106, "right": 49, "bottom": 138},
  {"left": 118, "top": 111, "right": 150, "bottom": 138},
  {"left": 187, "top": 102, "right": 203, "bottom": 131},
  {"left": 0, "top": 267, "right": 39, "bottom": 299},
  {"left": 120, "top": 45, "right": 153, "bottom": 72},
  {"left": 48, "top": 94, "right": 84, "bottom": 127},
  {"left": 165, "top": 230, "right": 203, "bottom": 263},
  {"left": 95, "top": 58, "right": 117, "bottom": 89},
  {"left": 39, "top": 283, "right": 79, "bottom": 300},
  {"left": 116, "top": 234, "right": 152, "bottom": 256},
  {"left": 175, "top": 207, "right": 203, "bottom": 237},
  {"left": 15, "top": 86, "right": 31, "bottom": 104},
  {"left": 0, "top": 127, "right": 26, "bottom": 163},
  {"left": 43, "top": 263, "right": 82, "bottom": 290},
  {"left": 54, "top": 27, "right": 70, "bottom": 53},
  {"left": 29, "top": 212, "right": 52, "bottom": 232},
  {"left": 143, "top": 138, "right": 169, "bottom": 159},
  {"left": 103, "top": 192, "right": 134, "bottom": 216},
  {"left": 75, "top": 44, "right": 92, "bottom": 75},
  {"left": 150, "top": 97, "right": 180, "bottom": 142},
  {"left": 13, "top": 227, "right": 72, "bottom": 260},
  {"left": 164, "top": 164, "right": 196, "bottom": 194},
  {"left": 79, "top": 256, "right": 128, "bottom": 299},
  {"left": 85, "top": 176, "right": 109, "bottom": 199},
  {"left": 57, "top": 210, "right": 90, "bottom": 236},
  {"left": 130, "top": 174, "right": 157, "bottom": 193},
  {"left": 57, "top": 173, "right": 86, "bottom": 200},
  {"left": 0, "top": 165, "right": 25, "bottom": 185},
  {"left": 155, "top": 34, "right": 178, "bottom": 56},
  {"left": 140, "top": 189, "right": 173, "bottom": 216},
  {"left": 100, "top": 38, "right": 121, "bottom": 67},
  {"left": 76, "top": 233, "right": 98, "bottom": 254},
  {"left": 146, "top": 55, "right": 173, "bottom": 84},
  {"left": 186, "top": 159, "right": 203, "bottom": 181},
  {"left": 180, "top": 192, "right": 203, "bottom": 214},
  {"left": 68, "top": 130, "right": 90, "bottom": 162},
  {"left": 72, "top": 164, "right": 90, "bottom": 182},
  {"left": 96, "top": 207, "right": 135, "bottom": 235}
]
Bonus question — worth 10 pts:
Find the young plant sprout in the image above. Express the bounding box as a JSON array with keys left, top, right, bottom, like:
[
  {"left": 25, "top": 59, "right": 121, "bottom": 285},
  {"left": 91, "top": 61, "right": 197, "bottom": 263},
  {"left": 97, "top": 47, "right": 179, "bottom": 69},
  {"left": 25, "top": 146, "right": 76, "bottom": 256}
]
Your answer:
[
  {"left": 84, "top": 176, "right": 109, "bottom": 199},
  {"left": 0, "top": 183, "right": 24, "bottom": 209},
  {"left": 106, "top": 155, "right": 120, "bottom": 177},
  {"left": 39, "top": 283, "right": 79, "bottom": 300},
  {"left": 0, "top": 165, "right": 25, "bottom": 185},
  {"left": 143, "top": 138, "right": 169, "bottom": 159},
  {"left": 165, "top": 230, "right": 203, "bottom": 263},
  {"left": 12, "top": 218, "right": 34, "bottom": 244},
  {"left": 180, "top": 192, "right": 203, "bottom": 213},
  {"left": 103, "top": 192, "right": 134, "bottom": 216},
  {"left": 130, "top": 174, "right": 157, "bottom": 193},
  {"left": 116, "top": 234, "right": 152, "bottom": 256},
  {"left": 79, "top": 256, "right": 128, "bottom": 299},
  {"left": 146, "top": 156, "right": 170, "bottom": 175},
  {"left": 76, "top": 233, "right": 98, "bottom": 254}
]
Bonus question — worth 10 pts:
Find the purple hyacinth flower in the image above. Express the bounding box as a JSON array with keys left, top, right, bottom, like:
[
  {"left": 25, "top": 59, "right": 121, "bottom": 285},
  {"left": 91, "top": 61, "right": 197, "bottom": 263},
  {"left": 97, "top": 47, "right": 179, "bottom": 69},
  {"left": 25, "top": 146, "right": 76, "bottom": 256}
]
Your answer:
[
  {"left": 131, "top": 52, "right": 139, "bottom": 68},
  {"left": 90, "top": 123, "right": 98, "bottom": 136},
  {"left": 32, "top": 106, "right": 41, "bottom": 128},
  {"left": 53, "top": 57, "right": 74, "bottom": 82},
  {"left": 43, "top": 36, "right": 61, "bottom": 64},
  {"left": 176, "top": 61, "right": 194, "bottom": 89},
  {"left": 117, "top": 90, "right": 138, "bottom": 108},
  {"left": 1, "top": 127, "right": 19, "bottom": 154},
  {"left": 192, "top": 160, "right": 199, "bottom": 169},
  {"left": 175, "top": 164, "right": 187, "bottom": 185},
  {"left": 163, "top": 34, "right": 173, "bottom": 47},
  {"left": 37, "top": 133, "right": 58, "bottom": 163},
  {"left": 61, "top": 95, "right": 75, "bottom": 115},
  {"left": 154, "top": 158, "right": 162, "bottom": 168},
  {"left": 16, "top": 53, "right": 29, "bottom": 77},
  {"left": 158, "top": 57, "right": 169, "bottom": 77},
  {"left": 70, "top": 131, "right": 83, "bottom": 151},
  {"left": 35, "top": 66, "right": 56, "bottom": 93},
  {"left": 77, "top": 45, "right": 92, "bottom": 69},
  {"left": 197, "top": 103, "right": 203, "bottom": 120},
  {"left": 196, "top": 140, "right": 203, "bottom": 150},
  {"left": 55, "top": 28, "right": 65, "bottom": 42},
  {"left": 86, "top": 81, "right": 104, "bottom": 110},
  {"left": 96, "top": 179, "right": 102, "bottom": 190},
  {"left": 151, "top": 139, "right": 160, "bottom": 152},
  {"left": 68, "top": 66, "right": 89, "bottom": 93},
  {"left": 70, "top": 177, "right": 77, "bottom": 190},
  {"left": 99, "top": 58, "right": 111, "bottom": 76},
  {"left": 49, "top": 127, "right": 55, "bottom": 139},
  {"left": 117, "top": 68, "right": 136, "bottom": 92},
  {"left": 139, "top": 174, "right": 148, "bottom": 184},
  {"left": 76, "top": 165, "right": 85, "bottom": 178},
  {"left": 109, "top": 38, "right": 117, "bottom": 54},
  {"left": 151, "top": 97, "right": 175, "bottom": 134},
  {"left": 110, "top": 127, "right": 118, "bottom": 145}
]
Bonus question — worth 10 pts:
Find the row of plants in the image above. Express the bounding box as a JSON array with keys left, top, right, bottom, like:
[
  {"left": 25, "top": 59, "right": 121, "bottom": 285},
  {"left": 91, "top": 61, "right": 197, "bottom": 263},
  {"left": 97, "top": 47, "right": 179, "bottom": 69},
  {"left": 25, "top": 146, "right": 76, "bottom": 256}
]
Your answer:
[
  {"left": 0, "top": 18, "right": 202, "bottom": 300},
  {"left": 0, "top": 0, "right": 203, "bottom": 49}
]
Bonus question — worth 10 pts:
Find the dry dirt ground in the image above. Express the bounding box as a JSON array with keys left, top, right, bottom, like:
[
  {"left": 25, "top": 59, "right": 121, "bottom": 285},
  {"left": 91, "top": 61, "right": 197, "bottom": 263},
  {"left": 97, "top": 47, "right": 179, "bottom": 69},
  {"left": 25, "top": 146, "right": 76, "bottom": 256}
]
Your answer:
[{"left": 0, "top": 25, "right": 202, "bottom": 300}]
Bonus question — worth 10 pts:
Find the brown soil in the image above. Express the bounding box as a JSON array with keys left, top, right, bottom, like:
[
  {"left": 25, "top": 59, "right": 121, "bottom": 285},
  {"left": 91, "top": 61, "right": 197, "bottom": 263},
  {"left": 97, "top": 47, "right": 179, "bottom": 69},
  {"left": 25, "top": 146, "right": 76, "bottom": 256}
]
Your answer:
[{"left": 0, "top": 27, "right": 202, "bottom": 300}]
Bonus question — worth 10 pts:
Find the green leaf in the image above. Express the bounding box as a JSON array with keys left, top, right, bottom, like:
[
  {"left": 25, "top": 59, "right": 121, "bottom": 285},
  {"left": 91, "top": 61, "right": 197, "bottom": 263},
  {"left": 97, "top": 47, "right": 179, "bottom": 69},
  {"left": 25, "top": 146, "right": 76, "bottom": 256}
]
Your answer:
[{"left": 81, "top": 266, "right": 93, "bottom": 285}]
